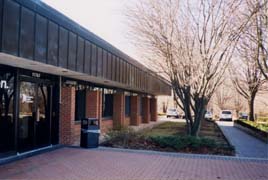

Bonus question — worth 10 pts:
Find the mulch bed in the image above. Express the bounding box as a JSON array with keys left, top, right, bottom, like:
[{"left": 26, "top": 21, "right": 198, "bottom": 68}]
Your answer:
[{"left": 101, "top": 120, "right": 235, "bottom": 156}]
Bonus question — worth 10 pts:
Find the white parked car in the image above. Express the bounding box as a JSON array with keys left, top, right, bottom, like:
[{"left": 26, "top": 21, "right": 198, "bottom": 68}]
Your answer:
[
  {"left": 219, "top": 110, "right": 233, "bottom": 121},
  {"left": 166, "top": 108, "right": 179, "bottom": 118},
  {"left": 205, "top": 111, "right": 213, "bottom": 120}
]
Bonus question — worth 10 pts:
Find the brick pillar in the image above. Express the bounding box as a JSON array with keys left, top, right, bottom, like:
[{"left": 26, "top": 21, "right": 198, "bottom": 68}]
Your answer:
[
  {"left": 150, "top": 97, "right": 157, "bottom": 121},
  {"left": 142, "top": 97, "right": 150, "bottom": 123},
  {"left": 86, "top": 90, "right": 102, "bottom": 128},
  {"left": 60, "top": 86, "right": 75, "bottom": 145},
  {"left": 130, "top": 95, "right": 141, "bottom": 126},
  {"left": 113, "top": 92, "right": 125, "bottom": 129}
]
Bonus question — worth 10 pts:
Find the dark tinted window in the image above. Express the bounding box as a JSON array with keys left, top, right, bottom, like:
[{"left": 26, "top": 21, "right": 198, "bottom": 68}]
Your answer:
[
  {"left": 125, "top": 96, "right": 131, "bottom": 116},
  {"left": 102, "top": 89, "right": 113, "bottom": 117},
  {"left": 2, "top": 0, "right": 20, "bottom": 55},
  {"left": 0, "top": 67, "right": 15, "bottom": 156},
  {"left": 75, "top": 89, "right": 86, "bottom": 121},
  {"left": 20, "top": 7, "right": 35, "bottom": 59},
  {"left": 35, "top": 15, "right": 47, "bottom": 62}
]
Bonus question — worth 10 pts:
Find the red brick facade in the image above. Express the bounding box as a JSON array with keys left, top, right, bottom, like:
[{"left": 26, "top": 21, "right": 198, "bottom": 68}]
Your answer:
[
  {"left": 59, "top": 88, "right": 158, "bottom": 146},
  {"left": 113, "top": 92, "right": 125, "bottom": 129},
  {"left": 59, "top": 86, "right": 76, "bottom": 145},
  {"left": 130, "top": 95, "right": 141, "bottom": 126},
  {"left": 125, "top": 117, "right": 130, "bottom": 126},
  {"left": 86, "top": 90, "right": 102, "bottom": 126},
  {"left": 60, "top": 89, "right": 104, "bottom": 145},
  {"left": 86, "top": 90, "right": 101, "bottom": 118},
  {"left": 142, "top": 97, "right": 151, "bottom": 123},
  {"left": 150, "top": 97, "right": 157, "bottom": 121}
]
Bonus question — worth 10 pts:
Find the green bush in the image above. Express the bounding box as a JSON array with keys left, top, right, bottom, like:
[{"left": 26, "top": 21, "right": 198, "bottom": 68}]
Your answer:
[
  {"left": 150, "top": 135, "right": 217, "bottom": 150},
  {"left": 238, "top": 120, "right": 268, "bottom": 132},
  {"left": 257, "top": 117, "right": 268, "bottom": 123},
  {"left": 104, "top": 127, "right": 143, "bottom": 147}
]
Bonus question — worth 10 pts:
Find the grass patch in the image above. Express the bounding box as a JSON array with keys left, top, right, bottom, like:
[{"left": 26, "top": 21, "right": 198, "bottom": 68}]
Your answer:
[{"left": 141, "top": 122, "right": 186, "bottom": 137}]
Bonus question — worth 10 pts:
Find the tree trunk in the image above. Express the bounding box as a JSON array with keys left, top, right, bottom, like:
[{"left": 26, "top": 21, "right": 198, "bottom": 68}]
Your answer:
[
  {"left": 191, "top": 108, "right": 206, "bottom": 136},
  {"left": 236, "top": 110, "right": 239, "bottom": 119},
  {"left": 248, "top": 95, "right": 256, "bottom": 121},
  {"left": 191, "top": 119, "right": 201, "bottom": 136},
  {"left": 184, "top": 109, "right": 193, "bottom": 135},
  {"left": 190, "top": 98, "right": 207, "bottom": 137}
]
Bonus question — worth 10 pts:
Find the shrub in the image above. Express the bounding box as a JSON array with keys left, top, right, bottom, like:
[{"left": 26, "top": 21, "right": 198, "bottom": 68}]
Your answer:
[
  {"left": 257, "top": 117, "right": 268, "bottom": 123},
  {"left": 240, "top": 120, "right": 268, "bottom": 132},
  {"left": 237, "top": 120, "right": 268, "bottom": 132},
  {"left": 104, "top": 127, "right": 144, "bottom": 147},
  {"left": 150, "top": 135, "right": 217, "bottom": 150}
]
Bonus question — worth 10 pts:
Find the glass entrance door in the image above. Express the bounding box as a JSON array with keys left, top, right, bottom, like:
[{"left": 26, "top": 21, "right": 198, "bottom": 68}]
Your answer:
[
  {"left": 35, "top": 84, "right": 51, "bottom": 148},
  {"left": 18, "top": 81, "right": 52, "bottom": 152},
  {"left": 0, "top": 69, "right": 15, "bottom": 158}
]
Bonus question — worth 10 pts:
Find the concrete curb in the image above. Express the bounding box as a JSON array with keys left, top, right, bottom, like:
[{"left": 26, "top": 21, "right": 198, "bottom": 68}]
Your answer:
[{"left": 95, "top": 146, "right": 268, "bottom": 163}]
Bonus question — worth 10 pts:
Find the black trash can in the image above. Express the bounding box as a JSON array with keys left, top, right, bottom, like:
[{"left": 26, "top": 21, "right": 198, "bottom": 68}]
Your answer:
[{"left": 80, "top": 118, "right": 100, "bottom": 148}]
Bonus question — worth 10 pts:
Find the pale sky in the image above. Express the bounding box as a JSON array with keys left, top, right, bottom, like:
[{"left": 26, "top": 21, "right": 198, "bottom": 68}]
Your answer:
[{"left": 42, "top": 0, "right": 139, "bottom": 60}]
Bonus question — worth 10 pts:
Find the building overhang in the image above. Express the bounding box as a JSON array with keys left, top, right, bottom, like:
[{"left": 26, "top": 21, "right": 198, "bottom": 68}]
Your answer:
[{"left": 0, "top": 53, "right": 162, "bottom": 95}]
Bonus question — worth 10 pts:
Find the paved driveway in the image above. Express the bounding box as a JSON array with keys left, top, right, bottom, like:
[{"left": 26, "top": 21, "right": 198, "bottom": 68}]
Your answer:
[
  {"left": 217, "top": 121, "right": 268, "bottom": 159},
  {"left": 0, "top": 147, "right": 267, "bottom": 180}
]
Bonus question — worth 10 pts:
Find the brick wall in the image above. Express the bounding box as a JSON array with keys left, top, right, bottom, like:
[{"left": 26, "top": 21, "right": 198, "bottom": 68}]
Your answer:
[
  {"left": 130, "top": 95, "right": 141, "bottom": 126},
  {"left": 150, "top": 97, "right": 157, "bottom": 121},
  {"left": 142, "top": 97, "right": 150, "bottom": 123},
  {"left": 60, "top": 87, "right": 157, "bottom": 144},
  {"left": 86, "top": 90, "right": 102, "bottom": 119},
  {"left": 59, "top": 86, "right": 76, "bottom": 145},
  {"left": 113, "top": 92, "right": 125, "bottom": 129},
  {"left": 86, "top": 90, "right": 114, "bottom": 134},
  {"left": 125, "top": 117, "right": 130, "bottom": 126},
  {"left": 72, "top": 123, "right": 81, "bottom": 146}
]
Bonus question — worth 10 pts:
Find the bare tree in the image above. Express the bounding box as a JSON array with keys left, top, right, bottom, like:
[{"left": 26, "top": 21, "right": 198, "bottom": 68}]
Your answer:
[
  {"left": 126, "top": 0, "right": 253, "bottom": 136},
  {"left": 162, "top": 101, "right": 168, "bottom": 113},
  {"left": 241, "top": 0, "right": 268, "bottom": 79},
  {"left": 255, "top": 0, "right": 268, "bottom": 79},
  {"left": 230, "top": 48, "right": 266, "bottom": 121},
  {"left": 230, "top": 0, "right": 268, "bottom": 121},
  {"left": 233, "top": 93, "right": 245, "bottom": 118},
  {"left": 215, "top": 86, "right": 232, "bottom": 110}
]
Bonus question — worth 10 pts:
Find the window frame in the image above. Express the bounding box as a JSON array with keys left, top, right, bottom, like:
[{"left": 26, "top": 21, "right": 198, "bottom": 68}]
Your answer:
[
  {"left": 125, "top": 95, "right": 131, "bottom": 117},
  {"left": 74, "top": 87, "right": 86, "bottom": 121},
  {"left": 102, "top": 88, "right": 114, "bottom": 118}
]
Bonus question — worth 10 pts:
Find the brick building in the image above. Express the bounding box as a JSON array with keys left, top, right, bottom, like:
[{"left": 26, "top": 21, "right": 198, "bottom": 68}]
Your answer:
[{"left": 0, "top": 0, "right": 170, "bottom": 160}]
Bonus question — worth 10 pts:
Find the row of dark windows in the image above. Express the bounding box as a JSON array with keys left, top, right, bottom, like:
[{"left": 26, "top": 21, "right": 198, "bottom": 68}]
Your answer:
[
  {"left": 0, "top": 0, "right": 170, "bottom": 95},
  {"left": 74, "top": 89, "right": 144, "bottom": 121}
]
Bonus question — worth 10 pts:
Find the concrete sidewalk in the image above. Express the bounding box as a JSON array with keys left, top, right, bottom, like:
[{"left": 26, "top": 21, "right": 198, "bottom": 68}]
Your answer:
[
  {"left": 0, "top": 147, "right": 267, "bottom": 180},
  {"left": 217, "top": 121, "right": 268, "bottom": 159}
]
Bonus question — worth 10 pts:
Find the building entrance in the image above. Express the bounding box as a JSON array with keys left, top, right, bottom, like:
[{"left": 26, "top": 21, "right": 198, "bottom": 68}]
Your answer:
[
  {"left": 0, "top": 65, "right": 59, "bottom": 158},
  {"left": 18, "top": 79, "right": 52, "bottom": 152}
]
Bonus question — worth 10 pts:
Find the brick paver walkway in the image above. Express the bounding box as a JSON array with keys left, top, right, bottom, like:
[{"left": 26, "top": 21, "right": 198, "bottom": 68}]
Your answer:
[
  {"left": 217, "top": 121, "right": 268, "bottom": 159},
  {"left": 0, "top": 147, "right": 267, "bottom": 180}
]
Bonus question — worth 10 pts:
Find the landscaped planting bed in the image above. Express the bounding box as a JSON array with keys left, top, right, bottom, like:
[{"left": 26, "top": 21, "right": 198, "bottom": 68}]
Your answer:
[
  {"left": 257, "top": 117, "right": 268, "bottom": 123},
  {"left": 101, "top": 120, "right": 235, "bottom": 156},
  {"left": 234, "top": 120, "right": 268, "bottom": 143}
]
